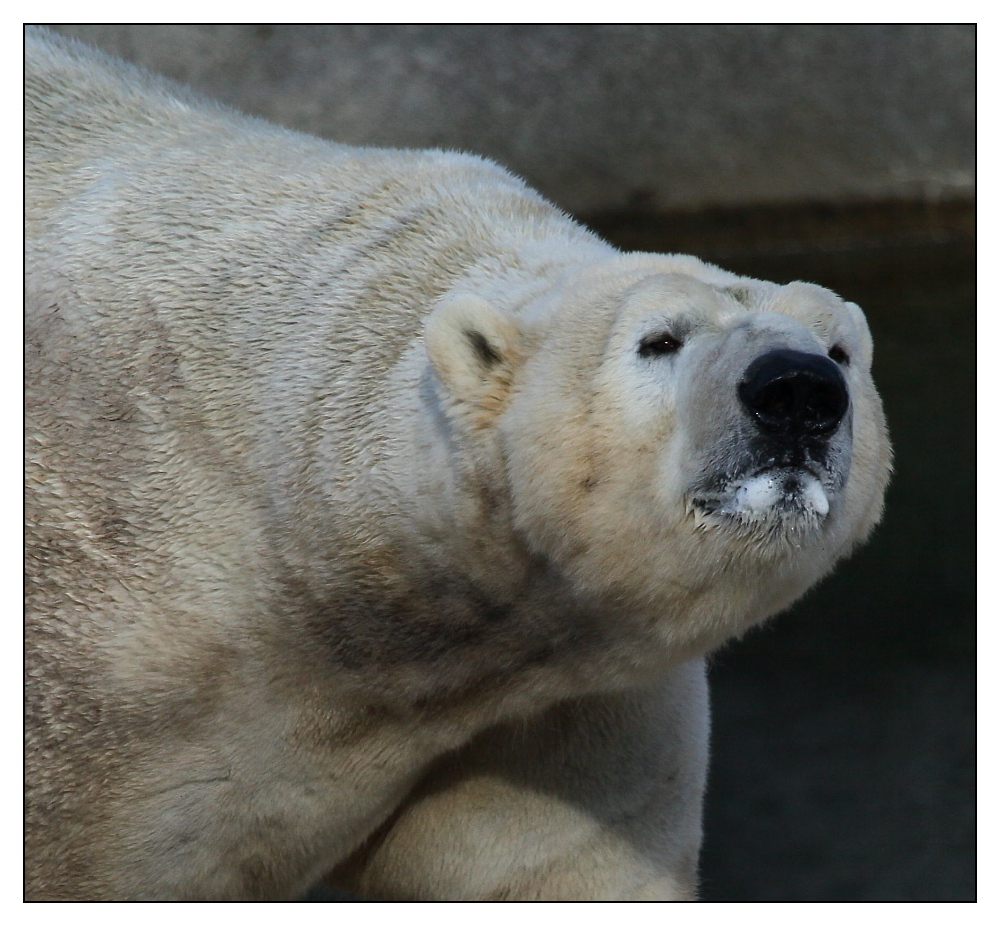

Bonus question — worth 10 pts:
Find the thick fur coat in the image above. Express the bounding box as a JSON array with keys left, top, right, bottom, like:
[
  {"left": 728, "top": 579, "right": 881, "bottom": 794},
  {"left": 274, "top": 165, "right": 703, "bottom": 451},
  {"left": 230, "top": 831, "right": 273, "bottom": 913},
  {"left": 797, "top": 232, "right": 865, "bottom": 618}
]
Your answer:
[{"left": 25, "top": 28, "right": 892, "bottom": 900}]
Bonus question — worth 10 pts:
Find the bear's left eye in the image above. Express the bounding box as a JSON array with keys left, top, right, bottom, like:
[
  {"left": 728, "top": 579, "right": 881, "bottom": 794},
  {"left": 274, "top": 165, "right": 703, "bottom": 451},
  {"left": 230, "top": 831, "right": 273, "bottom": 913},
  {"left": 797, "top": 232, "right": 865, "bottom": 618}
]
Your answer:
[{"left": 639, "top": 331, "right": 683, "bottom": 357}]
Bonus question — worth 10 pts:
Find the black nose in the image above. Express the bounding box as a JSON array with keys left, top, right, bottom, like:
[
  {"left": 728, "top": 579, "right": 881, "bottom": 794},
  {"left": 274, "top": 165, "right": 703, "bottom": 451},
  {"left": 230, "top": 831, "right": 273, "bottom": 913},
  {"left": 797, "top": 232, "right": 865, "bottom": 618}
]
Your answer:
[{"left": 738, "top": 349, "right": 849, "bottom": 436}]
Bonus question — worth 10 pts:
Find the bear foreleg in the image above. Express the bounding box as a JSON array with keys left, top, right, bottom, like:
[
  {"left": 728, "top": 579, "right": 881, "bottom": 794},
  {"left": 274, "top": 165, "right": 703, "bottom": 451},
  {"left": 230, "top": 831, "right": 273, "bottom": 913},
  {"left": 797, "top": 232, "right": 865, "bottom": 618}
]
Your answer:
[{"left": 329, "top": 660, "right": 709, "bottom": 901}]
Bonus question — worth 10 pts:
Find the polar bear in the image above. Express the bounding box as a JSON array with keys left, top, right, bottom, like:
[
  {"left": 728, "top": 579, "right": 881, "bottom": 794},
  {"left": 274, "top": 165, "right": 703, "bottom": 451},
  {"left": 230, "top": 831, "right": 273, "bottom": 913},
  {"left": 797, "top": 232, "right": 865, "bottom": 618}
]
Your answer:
[{"left": 25, "top": 28, "right": 891, "bottom": 901}]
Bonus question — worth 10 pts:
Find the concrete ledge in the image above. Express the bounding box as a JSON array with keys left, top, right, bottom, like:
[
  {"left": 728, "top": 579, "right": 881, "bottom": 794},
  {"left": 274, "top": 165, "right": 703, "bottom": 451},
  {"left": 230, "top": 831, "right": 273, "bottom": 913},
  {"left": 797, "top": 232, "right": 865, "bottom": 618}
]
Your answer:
[{"left": 45, "top": 25, "right": 974, "bottom": 215}]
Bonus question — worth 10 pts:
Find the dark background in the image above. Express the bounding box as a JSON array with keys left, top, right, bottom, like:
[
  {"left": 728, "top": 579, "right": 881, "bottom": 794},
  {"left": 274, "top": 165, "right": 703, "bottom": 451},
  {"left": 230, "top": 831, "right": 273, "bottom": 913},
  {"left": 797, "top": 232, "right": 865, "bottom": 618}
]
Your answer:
[{"left": 44, "top": 25, "right": 976, "bottom": 901}]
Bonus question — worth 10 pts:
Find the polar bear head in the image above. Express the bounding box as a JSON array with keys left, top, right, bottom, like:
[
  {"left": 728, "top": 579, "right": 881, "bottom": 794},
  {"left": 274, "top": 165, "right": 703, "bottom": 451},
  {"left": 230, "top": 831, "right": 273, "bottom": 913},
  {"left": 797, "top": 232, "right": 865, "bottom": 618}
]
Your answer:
[{"left": 424, "top": 252, "right": 892, "bottom": 657}]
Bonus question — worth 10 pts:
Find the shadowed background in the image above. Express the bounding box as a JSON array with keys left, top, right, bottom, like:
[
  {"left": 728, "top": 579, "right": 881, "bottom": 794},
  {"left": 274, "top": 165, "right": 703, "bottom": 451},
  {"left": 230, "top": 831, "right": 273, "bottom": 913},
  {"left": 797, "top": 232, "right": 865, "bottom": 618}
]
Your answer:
[{"left": 44, "top": 24, "right": 975, "bottom": 901}]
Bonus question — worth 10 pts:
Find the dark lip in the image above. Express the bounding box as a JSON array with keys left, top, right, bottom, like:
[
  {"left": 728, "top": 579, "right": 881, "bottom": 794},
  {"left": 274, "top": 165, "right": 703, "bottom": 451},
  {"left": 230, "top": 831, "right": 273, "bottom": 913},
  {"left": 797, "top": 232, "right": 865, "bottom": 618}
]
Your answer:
[
  {"left": 690, "top": 496, "right": 722, "bottom": 514},
  {"left": 748, "top": 462, "right": 822, "bottom": 481}
]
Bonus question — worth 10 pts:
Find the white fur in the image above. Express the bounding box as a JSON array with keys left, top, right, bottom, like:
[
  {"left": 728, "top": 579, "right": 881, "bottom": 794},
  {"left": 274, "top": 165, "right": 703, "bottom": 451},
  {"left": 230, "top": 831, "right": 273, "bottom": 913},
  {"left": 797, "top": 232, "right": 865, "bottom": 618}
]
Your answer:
[{"left": 25, "top": 28, "right": 892, "bottom": 901}]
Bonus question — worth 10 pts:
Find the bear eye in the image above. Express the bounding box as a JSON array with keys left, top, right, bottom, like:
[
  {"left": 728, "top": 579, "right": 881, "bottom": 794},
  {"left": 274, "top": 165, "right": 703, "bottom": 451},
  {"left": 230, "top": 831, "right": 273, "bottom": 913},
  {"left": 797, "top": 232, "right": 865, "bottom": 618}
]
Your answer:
[
  {"left": 639, "top": 331, "right": 683, "bottom": 357},
  {"left": 828, "top": 344, "right": 850, "bottom": 366}
]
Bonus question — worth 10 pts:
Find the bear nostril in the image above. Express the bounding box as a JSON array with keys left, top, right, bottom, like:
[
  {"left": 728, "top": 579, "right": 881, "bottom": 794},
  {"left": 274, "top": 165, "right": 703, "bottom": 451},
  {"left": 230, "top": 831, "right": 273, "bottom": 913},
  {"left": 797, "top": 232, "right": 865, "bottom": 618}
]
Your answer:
[{"left": 738, "top": 349, "right": 849, "bottom": 436}]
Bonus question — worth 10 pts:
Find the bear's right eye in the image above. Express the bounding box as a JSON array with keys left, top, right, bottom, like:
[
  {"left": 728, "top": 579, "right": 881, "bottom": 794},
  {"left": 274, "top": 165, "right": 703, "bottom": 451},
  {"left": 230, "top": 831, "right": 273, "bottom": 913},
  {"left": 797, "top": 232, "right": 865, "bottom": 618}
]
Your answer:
[
  {"left": 828, "top": 344, "right": 850, "bottom": 366},
  {"left": 639, "top": 331, "right": 683, "bottom": 357}
]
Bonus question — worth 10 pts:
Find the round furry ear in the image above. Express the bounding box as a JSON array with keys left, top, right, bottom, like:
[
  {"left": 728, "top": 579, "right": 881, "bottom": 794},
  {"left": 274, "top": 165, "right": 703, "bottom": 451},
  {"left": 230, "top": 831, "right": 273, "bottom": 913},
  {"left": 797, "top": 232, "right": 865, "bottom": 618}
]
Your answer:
[
  {"left": 424, "top": 294, "right": 523, "bottom": 420},
  {"left": 843, "top": 301, "right": 874, "bottom": 367}
]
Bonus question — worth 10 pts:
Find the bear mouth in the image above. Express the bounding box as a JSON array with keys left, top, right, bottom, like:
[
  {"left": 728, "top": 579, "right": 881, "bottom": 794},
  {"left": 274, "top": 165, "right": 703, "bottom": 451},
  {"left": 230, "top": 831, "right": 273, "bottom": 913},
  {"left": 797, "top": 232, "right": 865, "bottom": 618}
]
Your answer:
[{"left": 689, "top": 465, "right": 831, "bottom": 530}]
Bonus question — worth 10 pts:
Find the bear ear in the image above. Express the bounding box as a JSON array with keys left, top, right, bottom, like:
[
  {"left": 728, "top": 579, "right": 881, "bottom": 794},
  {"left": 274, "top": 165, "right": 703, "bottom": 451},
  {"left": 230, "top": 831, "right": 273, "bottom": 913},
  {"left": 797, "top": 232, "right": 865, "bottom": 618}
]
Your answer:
[{"left": 424, "top": 294, "right": 524, "bottom": 422}]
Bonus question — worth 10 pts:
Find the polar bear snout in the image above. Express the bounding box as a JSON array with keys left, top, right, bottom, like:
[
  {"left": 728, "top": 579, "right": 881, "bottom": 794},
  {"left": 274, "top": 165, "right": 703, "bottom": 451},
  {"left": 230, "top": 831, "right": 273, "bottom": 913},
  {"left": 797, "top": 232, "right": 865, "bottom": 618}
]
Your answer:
[
  {"left": 738, "top": 349, "right": 849, "bottom": 438},
  {"left": 684, "top": 341, "right": 857, "bottom": 535}
]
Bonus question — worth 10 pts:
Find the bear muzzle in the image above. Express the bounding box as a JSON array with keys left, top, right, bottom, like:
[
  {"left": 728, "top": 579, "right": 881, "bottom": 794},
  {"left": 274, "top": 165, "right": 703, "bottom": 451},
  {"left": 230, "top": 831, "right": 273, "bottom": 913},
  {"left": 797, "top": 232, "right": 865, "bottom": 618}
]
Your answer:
[{"left": 688, "top": 348, "right": 853, "bottom": 531}]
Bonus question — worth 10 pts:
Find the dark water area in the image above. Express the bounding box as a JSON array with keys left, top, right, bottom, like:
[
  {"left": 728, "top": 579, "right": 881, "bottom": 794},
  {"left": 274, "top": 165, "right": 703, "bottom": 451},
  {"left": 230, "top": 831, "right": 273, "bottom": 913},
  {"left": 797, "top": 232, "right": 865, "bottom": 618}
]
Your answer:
[{"left": 593, "top": 211, "right": 974, "bottom": 902}]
